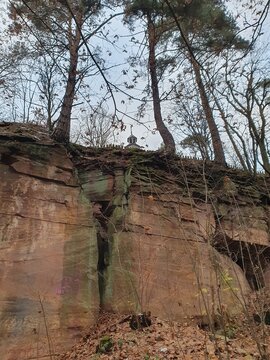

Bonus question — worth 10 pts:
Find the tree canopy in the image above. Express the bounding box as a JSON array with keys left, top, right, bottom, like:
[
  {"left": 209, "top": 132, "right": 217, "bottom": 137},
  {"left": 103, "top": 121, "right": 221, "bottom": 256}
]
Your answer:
[{"left": 0, "top": 0, "right": 269, "bottom": 172}]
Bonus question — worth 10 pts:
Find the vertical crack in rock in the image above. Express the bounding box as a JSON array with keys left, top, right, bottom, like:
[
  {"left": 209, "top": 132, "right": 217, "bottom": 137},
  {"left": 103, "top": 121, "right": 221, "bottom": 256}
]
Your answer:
[
  {"left": 90, "top": 168, "right": 131, "bottom": 310},
  {"left": 93, "top": 201, "right": 114, "bottom": 307}
]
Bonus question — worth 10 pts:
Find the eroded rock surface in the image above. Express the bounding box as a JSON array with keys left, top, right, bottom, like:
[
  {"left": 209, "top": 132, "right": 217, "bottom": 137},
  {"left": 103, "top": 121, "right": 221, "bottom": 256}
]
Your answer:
[
  {"left": 76, "top": 149, "right": 270, "bottom": 320},
  {"left": 0, "top": 124, "right": 99, "bottom": 360},
  {"left": 0, "top": 123, "right": 270, "bottom": 359}
]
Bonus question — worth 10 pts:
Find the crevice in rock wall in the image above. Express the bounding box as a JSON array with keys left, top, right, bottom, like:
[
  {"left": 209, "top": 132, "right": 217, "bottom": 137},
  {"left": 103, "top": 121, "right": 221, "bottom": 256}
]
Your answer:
[
  {"left": 260, "top": 194, "right": 270, "bottom": 206},
  {"left": 0, "top": 153, "right": 17, "bottom": 165},
  {"left": 93, "top": 201, "right": 115, "bottom": 307},
  {"left": 82, "top": 168, "right": 131, "bottom": 310},
  {"left": 213, "top": 232, "right": 270, "bottom": 290}
]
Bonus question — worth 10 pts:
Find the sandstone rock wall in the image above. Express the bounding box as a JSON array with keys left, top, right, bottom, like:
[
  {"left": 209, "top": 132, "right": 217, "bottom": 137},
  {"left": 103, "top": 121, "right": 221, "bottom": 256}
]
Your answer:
[
  {"left": 76, "top": 151, "right": 270, "bottom": 322},
  {"left": 0, "top": 130, "right": 99, "bottom": 360},
  {"left": 0, "top": 125, "right": 270, "bottom": 359},
  {"left": 78, "top": 163, "right": 255, "bottom": 322}
]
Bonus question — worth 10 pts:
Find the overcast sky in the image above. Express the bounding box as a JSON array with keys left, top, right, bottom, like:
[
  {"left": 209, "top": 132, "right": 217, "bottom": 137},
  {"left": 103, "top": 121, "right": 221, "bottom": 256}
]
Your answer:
[{"left": 1, "top": 1, "right": 269, "bottom": 150}]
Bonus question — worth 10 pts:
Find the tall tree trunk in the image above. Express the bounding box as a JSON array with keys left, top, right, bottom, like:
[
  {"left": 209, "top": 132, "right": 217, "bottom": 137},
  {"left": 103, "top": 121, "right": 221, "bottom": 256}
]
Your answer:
[
  {"left": 190, "top": 57, "right": 226, "bottom": 165},
  {"left": 52, "top": 17, "right": 81, "bottom": 143},
  {"left": 52, "top": 50, "right": 78, "bottom": 142},
  {"left": 213, "top": 92, "right": 251, "bottom": 171},
  {"left": 246, "top": 112, "right": 270, "bottom": 173},
  {"left": 147, "top": 14, "right": 176, "bottom": 153},
  {"left": 46, "top": 93, "right": 53, "bottom": 131},
  {"left": 256, "top": 100, "right": 270, "bottom": 172}
]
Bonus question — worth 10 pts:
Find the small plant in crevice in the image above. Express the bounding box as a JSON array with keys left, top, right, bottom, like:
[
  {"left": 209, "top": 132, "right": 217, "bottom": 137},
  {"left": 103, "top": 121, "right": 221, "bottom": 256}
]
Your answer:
[{"left": 96, "top": 335, "right": 114, "bottom": 354}]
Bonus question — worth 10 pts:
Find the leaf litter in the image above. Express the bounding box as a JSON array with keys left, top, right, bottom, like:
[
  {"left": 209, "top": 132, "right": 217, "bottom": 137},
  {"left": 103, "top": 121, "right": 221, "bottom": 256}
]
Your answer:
[{"left": 58, "top": 311, "right": 270, "bottom": 360}]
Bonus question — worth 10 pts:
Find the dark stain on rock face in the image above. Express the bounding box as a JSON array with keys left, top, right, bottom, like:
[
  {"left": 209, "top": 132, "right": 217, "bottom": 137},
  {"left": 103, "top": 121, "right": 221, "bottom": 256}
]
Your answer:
[{"left": 0, "top": 297, "right": 39, "bottom": 338}]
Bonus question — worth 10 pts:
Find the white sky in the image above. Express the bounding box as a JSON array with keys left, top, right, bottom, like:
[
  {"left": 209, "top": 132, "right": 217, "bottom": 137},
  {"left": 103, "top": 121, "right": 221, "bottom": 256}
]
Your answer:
[{"left": 0, "top": 0, "right": 269, "bottom": 150}]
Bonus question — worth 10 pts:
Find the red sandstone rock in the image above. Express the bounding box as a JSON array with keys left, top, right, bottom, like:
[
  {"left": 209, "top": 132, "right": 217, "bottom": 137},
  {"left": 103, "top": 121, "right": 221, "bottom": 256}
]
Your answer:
[{"left": 0, "top": 124, "right": 269, "bottom": 359}]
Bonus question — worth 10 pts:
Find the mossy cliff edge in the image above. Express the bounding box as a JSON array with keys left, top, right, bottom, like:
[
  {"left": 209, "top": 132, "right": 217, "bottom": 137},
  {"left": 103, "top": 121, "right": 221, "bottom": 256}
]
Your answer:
[{"left": 0, "top": 124, "right": 269, "bottom": 359}]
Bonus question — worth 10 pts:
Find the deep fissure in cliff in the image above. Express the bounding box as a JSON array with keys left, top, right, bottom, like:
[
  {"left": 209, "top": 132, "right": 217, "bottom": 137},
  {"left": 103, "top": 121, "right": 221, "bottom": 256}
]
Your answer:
[{"left": 93, "top": 201, "right": 114, "bottom": 307}]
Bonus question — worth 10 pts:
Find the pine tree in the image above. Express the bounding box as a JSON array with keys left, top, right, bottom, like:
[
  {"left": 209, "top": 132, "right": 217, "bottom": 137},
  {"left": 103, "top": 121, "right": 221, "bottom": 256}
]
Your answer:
[
  {"left": 9, "top": 0, "right": 102, "bottom": 142},
  {"left": 125, "top": 0, "right": 176, "bottom": 152},
  {"left": 164, "top": 0, "right": 248, "bottom": 165},
  {"left": 125, "top": 0, "right": 248, "bottom": 161}
]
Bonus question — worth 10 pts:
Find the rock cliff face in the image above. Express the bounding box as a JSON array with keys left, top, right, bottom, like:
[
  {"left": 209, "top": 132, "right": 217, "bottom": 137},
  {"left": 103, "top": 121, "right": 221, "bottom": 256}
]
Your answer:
[
  {"left": 0, "top": 124, "right": 99, "bottom": 360},
  {"left": 0, "top": 124, "right": 269, "bottom": 359},
  {"left": 77, "top": 151, "right": 270, "bottom": 319}
]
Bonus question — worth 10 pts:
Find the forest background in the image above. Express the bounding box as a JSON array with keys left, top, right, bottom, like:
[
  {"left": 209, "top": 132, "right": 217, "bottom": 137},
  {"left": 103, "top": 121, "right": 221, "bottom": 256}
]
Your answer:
[{"left": 0, "top": 0, "right": 269, "bottom": 174}]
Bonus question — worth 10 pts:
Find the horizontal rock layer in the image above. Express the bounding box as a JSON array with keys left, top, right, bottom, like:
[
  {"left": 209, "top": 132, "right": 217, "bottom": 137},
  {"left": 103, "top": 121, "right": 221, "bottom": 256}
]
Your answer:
[
  {"left": 0, "top": 124, "right": 270, "bottom": 359},
  {"left": 0, "top": 130, "right": 99, "bottom": 360}
]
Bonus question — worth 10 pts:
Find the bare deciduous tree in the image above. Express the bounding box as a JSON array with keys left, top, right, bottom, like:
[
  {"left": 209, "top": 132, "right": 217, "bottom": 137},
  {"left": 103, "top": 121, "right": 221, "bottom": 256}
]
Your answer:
[
  {"left": 75, "top": 107, "right": 117, "bottom": 147},
  {"left": 221, "top": 55, "right": 270, "bottom": 172}
]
